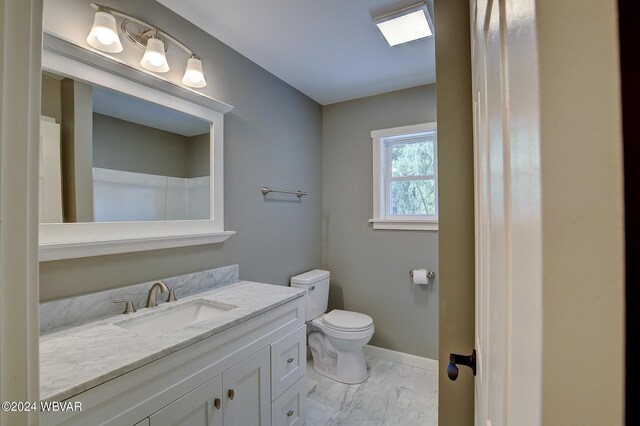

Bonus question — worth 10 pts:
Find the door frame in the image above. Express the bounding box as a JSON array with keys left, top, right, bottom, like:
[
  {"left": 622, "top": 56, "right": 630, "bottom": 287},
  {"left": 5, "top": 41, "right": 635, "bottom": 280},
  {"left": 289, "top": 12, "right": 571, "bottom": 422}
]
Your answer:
[
  {"left": 0, "top": 1, "right": 43, "bottom": 425},
  {"left": 434, "top": 0, "right": 476, "bottom": 424}
]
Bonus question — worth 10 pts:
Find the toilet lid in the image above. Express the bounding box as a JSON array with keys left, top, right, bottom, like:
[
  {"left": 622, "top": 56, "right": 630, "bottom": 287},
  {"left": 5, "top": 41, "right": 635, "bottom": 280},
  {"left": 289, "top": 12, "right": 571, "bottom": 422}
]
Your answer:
[{"left": 322, "top": 310, "right": 373, "bottom": 332}]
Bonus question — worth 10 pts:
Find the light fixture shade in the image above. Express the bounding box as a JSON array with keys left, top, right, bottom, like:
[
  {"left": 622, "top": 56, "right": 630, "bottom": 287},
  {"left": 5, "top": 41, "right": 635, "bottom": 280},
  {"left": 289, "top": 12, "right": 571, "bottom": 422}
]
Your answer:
[
  {"left": 140, "top": 37, "right": 170, "bottom": 73},
  {"left": 86, "top": 11, "right": 123, "bottom": 53},
  {"left": 182, "top": 57, "right": 207, "bottom": 88},
  {"left": 375, "top": 4, "right": 433, "bottom": 47}
]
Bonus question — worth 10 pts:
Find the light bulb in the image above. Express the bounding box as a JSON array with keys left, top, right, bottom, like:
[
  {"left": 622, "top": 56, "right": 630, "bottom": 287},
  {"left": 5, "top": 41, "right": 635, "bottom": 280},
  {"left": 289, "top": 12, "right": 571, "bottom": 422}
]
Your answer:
[
  {"left": 185, "top": 70, "right": 200, "bottom": 84},
  {"left": 95, "top": 28, "right": 116, "bottom": 46},
  {"left": 147, "top": 53, "right": 164, "bottom": 67}
]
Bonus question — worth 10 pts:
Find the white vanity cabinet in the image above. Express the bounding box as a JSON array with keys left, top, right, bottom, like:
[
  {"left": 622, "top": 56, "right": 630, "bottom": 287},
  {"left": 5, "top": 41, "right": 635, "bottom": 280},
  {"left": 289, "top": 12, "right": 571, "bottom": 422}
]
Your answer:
[
  {"left": 41, "top": 296, "right": 307, "bottom": 426},
  {"left": 271, "top": 326, "right": 307, "bottom": 400},
  {"left": 222, "top": 347, "right": 270, "bottom": 425},
  {"left": 271, "top": 375, "right": 307, "bottom": 426},
  {"left": 149, "top": 347, "right": 270, "bottom": 426},
  {"left": 149, "top": 374, "right": 223, "bottom": 426}
]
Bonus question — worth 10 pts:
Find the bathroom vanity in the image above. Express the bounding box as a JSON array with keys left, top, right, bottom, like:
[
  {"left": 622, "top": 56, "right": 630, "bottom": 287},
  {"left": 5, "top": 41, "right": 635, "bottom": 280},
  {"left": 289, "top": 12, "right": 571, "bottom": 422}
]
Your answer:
[
  {"left": 36, "top": 28, "right": 308, "bottom": 426},
  {"left": 39, "top": 271, "right": 307, "bottom": 426}
]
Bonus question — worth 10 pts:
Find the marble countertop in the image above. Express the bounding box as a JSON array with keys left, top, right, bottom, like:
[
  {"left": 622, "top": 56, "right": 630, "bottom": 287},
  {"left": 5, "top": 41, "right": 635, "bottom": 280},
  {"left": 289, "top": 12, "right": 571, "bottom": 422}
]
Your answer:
[{"left": 40, "top": 281, "right": 305, "bottom": 401}]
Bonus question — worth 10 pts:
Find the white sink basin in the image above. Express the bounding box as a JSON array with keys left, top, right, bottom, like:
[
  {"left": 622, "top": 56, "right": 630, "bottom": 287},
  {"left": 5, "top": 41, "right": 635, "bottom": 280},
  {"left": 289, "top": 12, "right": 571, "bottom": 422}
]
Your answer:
[{"left": 114, "top": 299, "right": 237, "bottom": 337}]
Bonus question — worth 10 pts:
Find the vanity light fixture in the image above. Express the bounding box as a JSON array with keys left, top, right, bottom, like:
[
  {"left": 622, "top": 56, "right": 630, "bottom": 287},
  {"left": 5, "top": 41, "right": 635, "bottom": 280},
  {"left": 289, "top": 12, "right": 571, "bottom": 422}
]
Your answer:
[
  {"left": 86, "top": 10, "right": 123, "bottom": 53},
  {"left": 140, "top": 36, "right": 170, "bottom": 73},
  {"left": 182, "top": 55, "right": 207, "bottom": 88},
  {"left": 374, "top": 2, "right": 433, "bottom": 47},
  {"left": 86, "top": 3, "right": 207, "bottom": 88}
]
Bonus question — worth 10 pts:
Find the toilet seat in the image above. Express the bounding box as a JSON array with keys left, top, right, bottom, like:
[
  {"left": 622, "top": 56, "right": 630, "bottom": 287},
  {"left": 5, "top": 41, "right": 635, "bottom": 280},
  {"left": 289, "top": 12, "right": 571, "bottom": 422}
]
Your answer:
[
  {"left": 322, "top": 310, "right": 373, "bottom": 332},
  {"left": 310, "top": 310, "right": 374, "bottom": 341}
]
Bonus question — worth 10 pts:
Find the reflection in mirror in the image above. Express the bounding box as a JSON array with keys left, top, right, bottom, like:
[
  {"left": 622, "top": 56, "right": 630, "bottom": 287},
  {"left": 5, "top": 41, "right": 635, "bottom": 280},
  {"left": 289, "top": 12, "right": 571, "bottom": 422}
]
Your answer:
[{"left": 40, "top": 71, "right": 211, "bottom": 223}]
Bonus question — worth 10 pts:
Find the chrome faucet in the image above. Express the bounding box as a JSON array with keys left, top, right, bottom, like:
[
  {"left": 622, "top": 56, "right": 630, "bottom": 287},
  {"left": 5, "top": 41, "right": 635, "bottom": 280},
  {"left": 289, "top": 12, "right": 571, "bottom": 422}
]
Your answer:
[{"left": 145, "top": 281, "right": 169, "bottom": 308}]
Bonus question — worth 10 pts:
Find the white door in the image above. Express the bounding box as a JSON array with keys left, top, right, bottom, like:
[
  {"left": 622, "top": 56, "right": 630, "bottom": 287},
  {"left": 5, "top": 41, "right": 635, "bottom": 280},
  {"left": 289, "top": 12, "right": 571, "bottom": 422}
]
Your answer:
[
  {"left": 223, "top": 347, "right": 271, "bottom": 426},
  {"left": 471, "top": 0, "right": 542, "bottom": 425}
]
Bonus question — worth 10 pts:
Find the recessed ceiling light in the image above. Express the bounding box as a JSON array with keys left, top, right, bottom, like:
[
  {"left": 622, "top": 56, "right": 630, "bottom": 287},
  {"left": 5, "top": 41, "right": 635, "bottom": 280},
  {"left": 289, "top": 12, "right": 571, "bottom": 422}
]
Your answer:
[{"left": 375, "top": 2, "right": 433, "bottom": 47}]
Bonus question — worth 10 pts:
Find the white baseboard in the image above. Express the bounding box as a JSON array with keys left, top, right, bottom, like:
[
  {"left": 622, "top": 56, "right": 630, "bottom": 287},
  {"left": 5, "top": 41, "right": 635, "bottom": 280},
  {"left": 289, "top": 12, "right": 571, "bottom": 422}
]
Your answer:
[{"left": 364, "top": 345, "right": 439, "bottom": 372}]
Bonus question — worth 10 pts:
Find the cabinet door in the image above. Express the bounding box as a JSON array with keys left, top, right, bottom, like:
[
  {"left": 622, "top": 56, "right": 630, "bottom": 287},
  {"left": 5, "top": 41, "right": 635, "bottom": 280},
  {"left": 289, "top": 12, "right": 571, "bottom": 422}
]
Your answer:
[
  {"left": 271, "top": 325, "right": 306, "bottom": 400},
  {"left": 223, "top": 347, "right": 270, "bottom": 426},
  {"left": 149, "top": 374, "right": 223, "bottom": 426},
  {"left": 271, "top": 377, "right": 306, "bottom": 426}
]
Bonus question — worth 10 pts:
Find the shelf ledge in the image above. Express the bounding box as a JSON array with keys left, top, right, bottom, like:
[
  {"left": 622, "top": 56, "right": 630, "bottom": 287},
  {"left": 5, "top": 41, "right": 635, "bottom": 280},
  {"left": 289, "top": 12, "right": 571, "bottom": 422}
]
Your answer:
[{"left": 39, "top": 231, "right": 235, "bottom": 261}]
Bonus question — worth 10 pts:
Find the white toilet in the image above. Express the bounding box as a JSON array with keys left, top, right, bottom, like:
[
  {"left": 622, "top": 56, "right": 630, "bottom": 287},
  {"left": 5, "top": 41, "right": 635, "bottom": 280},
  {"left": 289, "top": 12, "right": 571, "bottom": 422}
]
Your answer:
[{"left": 290, "top": 269, "right": 374, "bottom": 384}]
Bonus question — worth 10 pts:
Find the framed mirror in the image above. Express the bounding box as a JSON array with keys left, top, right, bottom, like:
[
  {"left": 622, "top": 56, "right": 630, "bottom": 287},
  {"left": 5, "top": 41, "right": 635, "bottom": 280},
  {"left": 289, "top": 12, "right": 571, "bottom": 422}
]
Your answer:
[{"left": 39, "top": 33, "right": 234, "bottom": 261}]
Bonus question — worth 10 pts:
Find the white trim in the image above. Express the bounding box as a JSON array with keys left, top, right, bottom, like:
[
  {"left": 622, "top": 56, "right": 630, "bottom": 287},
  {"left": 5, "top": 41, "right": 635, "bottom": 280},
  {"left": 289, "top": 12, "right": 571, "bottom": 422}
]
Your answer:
[
  {"left": 371, "top": 122, "right": 437, "bottom": 139},
  {"left": 39, "top": 33, "right": 234, "bottom": 260},
  {"left": 368, "top": 218, "right": 438, "bottom": 231},
  {"left": 39, "top": 229, "right": 235, "bottom": 261},
  {"left": 364, "top": 345, "right": 439, "bottom": 372},
  {"left": 0, "top": 1, "right": 42, "bottom": 423}
]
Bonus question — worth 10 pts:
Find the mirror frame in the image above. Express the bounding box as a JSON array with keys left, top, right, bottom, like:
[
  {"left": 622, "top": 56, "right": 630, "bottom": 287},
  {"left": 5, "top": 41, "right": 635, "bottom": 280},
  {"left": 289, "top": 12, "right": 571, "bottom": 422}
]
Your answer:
[{"left": 39, "top": 33, "right": 235, "bottom": 261}]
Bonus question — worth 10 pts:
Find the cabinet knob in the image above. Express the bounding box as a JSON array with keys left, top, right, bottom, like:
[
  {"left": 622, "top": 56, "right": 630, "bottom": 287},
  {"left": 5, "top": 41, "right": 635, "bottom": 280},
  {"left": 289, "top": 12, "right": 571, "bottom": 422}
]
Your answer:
[
  {"left": 213, "top": 398, "right": 221, "bottom": 409},
  {"left": 287, "top": 357, "right": 295, "bottom": 364},
  {"left": 287, "top": 410, "right": 294, "bottom": 417},
  {"left": 228, "top": 389, "right": 235, "bottom": 400}
]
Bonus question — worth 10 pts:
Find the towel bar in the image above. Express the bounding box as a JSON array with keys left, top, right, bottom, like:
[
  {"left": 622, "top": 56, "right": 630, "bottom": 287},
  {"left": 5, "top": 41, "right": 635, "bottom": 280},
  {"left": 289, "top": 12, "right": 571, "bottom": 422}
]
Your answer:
[{"left": 261, "top": 187, "right": 307, "bottom": 198}]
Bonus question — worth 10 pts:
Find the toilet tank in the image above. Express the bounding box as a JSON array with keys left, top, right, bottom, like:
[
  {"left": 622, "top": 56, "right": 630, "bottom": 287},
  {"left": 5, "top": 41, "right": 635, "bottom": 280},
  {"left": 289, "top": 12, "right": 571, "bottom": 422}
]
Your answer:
[{"left": 290, "top": 269, "right": 330, "bottom": 321}]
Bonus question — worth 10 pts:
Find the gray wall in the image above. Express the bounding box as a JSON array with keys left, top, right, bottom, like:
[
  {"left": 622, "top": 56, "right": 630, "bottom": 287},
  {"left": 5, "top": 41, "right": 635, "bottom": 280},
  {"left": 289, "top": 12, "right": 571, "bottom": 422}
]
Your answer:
[
  {"left": 92, "top": 113, "right": 202, "bottom": 178},
  {"left": 40, "top": 0, "right": 322, "bottom": 301},
  {"left": 186, "top": 133, "right": 210, "bottom": 178},
  {"left": 322, "top": 84, "right": 438, "bottom": 359}
]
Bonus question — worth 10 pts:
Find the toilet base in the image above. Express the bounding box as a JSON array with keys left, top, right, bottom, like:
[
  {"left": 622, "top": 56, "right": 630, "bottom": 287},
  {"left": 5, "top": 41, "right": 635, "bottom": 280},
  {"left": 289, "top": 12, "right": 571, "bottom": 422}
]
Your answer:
[
  {"left": 307, "top": 330, "right": 370, "bottom": 384},
  {"left": 311, "top": 350, "right": 369, "bottom": 385}
]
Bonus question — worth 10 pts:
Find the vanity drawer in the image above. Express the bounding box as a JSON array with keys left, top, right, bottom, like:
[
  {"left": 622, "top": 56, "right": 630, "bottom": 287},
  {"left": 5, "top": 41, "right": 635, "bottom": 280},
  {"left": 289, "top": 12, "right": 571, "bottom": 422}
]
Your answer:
[
  {"left": 271, "top": 325, "right": 306, "bottom": 400},
  {"left": 271, "top": 376, "right": 306, "bottom": 426}
]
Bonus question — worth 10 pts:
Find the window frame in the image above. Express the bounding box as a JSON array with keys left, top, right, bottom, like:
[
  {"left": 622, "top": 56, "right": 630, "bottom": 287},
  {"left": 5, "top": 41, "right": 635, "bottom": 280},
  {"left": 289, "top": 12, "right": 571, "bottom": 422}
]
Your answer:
[{"left": 370, "top": 122, "right": 438, "bottom": 231}]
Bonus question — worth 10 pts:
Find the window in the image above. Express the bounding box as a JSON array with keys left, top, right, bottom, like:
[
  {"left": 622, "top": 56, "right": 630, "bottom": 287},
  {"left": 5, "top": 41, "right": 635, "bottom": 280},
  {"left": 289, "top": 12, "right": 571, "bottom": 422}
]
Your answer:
[{"left": 370, "top": 123, "right": 438, "bottom": 231}]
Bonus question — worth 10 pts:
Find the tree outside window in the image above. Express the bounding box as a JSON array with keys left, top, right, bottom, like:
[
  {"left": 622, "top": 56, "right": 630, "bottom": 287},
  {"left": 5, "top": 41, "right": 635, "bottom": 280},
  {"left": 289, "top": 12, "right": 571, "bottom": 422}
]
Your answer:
[{"left": 388, "top": 135, "right": 437, "bottom": 216}]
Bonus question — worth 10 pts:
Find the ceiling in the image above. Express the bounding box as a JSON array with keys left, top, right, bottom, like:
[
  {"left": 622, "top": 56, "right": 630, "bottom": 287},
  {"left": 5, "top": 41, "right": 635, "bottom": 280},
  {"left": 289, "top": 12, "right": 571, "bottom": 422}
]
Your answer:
[
  {"left": 44, "top": 70, "right": 209, "bottom": 136},
  {"left": 155, "top": 0, "right": 436, "bottom": 105},
  {"left": 93, "top": 86, "right": 210, "bottom": 137}
]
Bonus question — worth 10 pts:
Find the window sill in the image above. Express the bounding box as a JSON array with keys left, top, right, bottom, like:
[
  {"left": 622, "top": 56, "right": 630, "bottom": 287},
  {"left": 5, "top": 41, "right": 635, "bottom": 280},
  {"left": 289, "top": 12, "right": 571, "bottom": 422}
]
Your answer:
[{"left": 368, "top": 218, "right": 439, "bottom": 231}]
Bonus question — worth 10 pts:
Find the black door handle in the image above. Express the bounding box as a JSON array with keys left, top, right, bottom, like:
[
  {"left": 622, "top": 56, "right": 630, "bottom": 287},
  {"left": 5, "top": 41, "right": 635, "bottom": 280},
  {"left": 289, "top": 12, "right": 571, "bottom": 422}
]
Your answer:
[{"left": 447, "top": 349, "right": 477, "bottom": 381}]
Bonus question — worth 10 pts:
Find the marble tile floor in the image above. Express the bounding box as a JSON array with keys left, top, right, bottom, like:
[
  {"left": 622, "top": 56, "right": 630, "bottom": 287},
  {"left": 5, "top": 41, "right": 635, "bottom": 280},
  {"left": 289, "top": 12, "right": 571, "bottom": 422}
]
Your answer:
[{"left": 305, "top": 355, "right": 438, "bottom": 426}]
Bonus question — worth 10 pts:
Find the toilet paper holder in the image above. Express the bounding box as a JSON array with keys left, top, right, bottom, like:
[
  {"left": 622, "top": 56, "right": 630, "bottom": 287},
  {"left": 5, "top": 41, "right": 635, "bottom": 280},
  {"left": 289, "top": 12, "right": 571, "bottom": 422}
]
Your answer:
[{"left": 410, "top": 269, "right": 436, "bottom": 279}]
